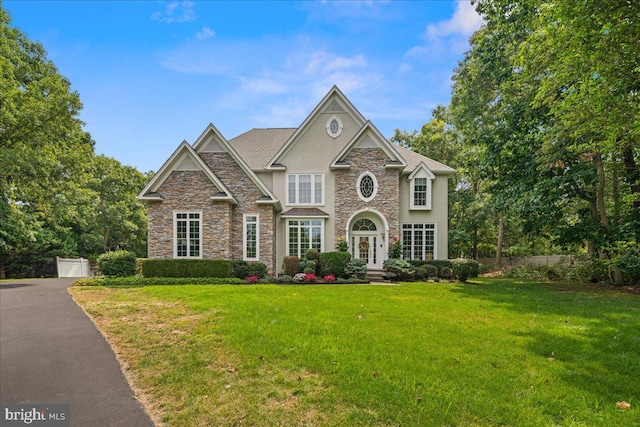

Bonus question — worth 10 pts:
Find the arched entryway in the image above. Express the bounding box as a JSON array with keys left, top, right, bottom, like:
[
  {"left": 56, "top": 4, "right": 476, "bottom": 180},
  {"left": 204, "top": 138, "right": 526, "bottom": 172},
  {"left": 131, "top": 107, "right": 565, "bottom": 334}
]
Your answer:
[{"left": 346, "top": 209, "right": 388, "bottom": 270}]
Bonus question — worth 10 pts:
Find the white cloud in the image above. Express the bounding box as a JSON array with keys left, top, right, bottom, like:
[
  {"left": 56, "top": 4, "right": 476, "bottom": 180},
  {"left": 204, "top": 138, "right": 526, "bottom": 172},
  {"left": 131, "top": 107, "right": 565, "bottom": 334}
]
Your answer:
[
  {"left": 196, "top": 26, "right": 215, "bottom": 41},
  {"left": 305, "top": 51, "right": 367, "bottom": 74},
  {"left": 151, "top": 0, "right": 196, "bottom": 24},
  {"left": 426, "top": 1, "right": 483, "bottom": 40}
]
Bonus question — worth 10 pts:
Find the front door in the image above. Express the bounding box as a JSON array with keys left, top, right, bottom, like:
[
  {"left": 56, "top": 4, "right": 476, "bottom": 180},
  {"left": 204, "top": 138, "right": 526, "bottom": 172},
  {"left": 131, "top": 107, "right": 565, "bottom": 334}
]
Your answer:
[{"left": 354, "top": 234, "right": 378, "bottom": 269}]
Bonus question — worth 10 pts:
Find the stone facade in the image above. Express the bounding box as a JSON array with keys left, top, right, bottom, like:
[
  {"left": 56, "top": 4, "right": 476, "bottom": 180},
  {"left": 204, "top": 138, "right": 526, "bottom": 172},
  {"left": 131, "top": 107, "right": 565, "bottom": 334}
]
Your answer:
[
  {"left": 334, "top": 148, "right": 401, "bottom": 243},
  {"left": 199, "top": 152, "right": 276, "bottom": 273},
  {"left": 147, "top": 170, "right": 232, "bottom": 259}
]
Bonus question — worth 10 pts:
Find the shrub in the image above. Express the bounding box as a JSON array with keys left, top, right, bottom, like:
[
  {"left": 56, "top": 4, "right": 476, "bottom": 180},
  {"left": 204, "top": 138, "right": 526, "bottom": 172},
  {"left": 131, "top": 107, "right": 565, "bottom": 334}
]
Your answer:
[
  {"left": 345, "top": 258, "right": 367, "bottom": 280},
  {"left": 305, "top": 248, "right": 320, "bottom": 262},
  {"left": 319, "top": 251, "right": 352, "bottom": 278},
  {"left": 298, "top": 260, "right": 307, "bottom": 272},
  {"left": 304, "top": 273, "right": 317, "bottom": 283},
  {"left": 439, "top": 267, "right": 454, "bottom": 280},
  {"left": 73, "top": 276, "right": 245, "bottom": 286},
  {"left": 388, "top": 237, "right": 402, "bottom": 259},
  {"left": 305, "top": 260, "right": 316, "bottom": 271},
  {"left": 292, "top": 273, "right": 306, "bottom": 282},
  {"left": 97, "top": 250, "right": 137, "bottom": 277},
  {"left": 323, "top": 275, "right": 336, "bottom": 283},
  {"left": 415, "top": 264, "right": 438, "bottom": 280},
  {"left": 383, "top": 259, "right": 414, "bottom": 281},
  {"left": 232, "top": 260, "right": 249, "bottom": 279},
  {"left": 303, "top": 267, "right": 316, "bottom": 274},
  {"left": 451, "top": 258, "right": 480, "bottom": 282},
  {"left": 282, "top": 256, "right": 300, "bottom": 277},
  {"left": 140, "top": 259, "right": 233, "bottom": 278},
  {"left": 246, "top": 275, "right": 259, "bottom": 284},
  {"left": 247, "top": 262, "right": 268, "bottom": 279}
]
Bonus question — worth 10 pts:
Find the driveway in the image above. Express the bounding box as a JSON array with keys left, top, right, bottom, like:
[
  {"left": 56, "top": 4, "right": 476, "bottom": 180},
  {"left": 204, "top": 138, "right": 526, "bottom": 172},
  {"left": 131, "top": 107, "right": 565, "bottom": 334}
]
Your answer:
[{"left": 0, "top": 278, "right": 154, "bottom": 426}]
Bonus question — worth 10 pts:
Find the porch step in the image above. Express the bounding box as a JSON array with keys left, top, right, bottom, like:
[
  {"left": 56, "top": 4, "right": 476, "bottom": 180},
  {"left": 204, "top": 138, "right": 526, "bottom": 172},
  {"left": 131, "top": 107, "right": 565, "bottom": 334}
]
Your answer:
[{"left": 366, "top": 269, "right": 388, "bottom": 282}]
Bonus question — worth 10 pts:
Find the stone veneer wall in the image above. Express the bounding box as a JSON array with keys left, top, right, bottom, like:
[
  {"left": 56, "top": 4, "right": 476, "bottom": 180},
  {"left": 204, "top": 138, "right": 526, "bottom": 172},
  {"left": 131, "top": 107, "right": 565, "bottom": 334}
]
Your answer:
[
  {"left": 199, "top": 152, "right": 276, "bottom": 274},
  {"left": 146, "top": 170, "right": 232, "bottom": 259},
  {"left": 334, "top": 148, "right": 400, "bottom": 244}
]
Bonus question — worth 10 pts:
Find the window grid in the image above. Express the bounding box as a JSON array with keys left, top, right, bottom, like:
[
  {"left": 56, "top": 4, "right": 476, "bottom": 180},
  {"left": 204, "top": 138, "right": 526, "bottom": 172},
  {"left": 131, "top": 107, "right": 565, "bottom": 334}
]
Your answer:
[
  {"left": 244, "top": 215, "right": 258, "bottom": 260},
  {"left": 287, "top": 174, "right": 323, "bottom": 205},
  {"left": 414, "top": 178, "right": 428, "bottom": 206},
  {"left": 175, "top": 212, "right": 201, "bottom": 258},
  {"left": 402, "top": 223, "right": 435, "bottom": 261},
  {"left": 287, "top": 219, "right": 323, "bottom": 257}
]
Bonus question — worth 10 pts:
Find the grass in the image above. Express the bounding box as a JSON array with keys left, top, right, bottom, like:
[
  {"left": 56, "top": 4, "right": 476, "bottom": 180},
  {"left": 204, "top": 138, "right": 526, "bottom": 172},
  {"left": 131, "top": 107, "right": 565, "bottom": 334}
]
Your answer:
[{"left": 70, "top": 278, "right": 640, "bottom": 426}]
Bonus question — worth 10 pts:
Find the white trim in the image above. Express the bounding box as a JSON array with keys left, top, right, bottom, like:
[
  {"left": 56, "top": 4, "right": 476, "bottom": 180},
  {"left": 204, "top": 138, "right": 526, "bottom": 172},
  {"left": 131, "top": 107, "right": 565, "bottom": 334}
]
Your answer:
[
  {"left": 326, "top": 115, "right": 343, "bottom": 138},
  {"left": 243, "top": 214, "right": 259, "bottom": 261},
  {"left": 344, "top": 208, "right": 389, "bottom": 268},
  {"left": 330, "top": 122, "right": 407, "bottom": 170},
  {"left": 409, "top": 163, "right": 435, "bottom": 210},
  {"left": 286, "top": 173, "right": 325, "bottom": 206},
  {"left": 285, "top": 218, "right": 325, "bottom": 257},
  {"left": 356, "top": 171, "right": 378, "bottom": 202},
  {"left": 173, "top": 210, "right": 203, "bottom": 259}
]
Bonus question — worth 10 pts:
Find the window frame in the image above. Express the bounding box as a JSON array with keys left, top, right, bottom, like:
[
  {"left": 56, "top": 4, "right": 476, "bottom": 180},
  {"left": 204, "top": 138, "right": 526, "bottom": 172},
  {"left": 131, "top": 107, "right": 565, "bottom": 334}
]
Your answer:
[
  {"left": 243, "top": 214, "right": 259, "bottom": 261},
  {"left": 356, "top": 171, "right": 378, "bottom": 202},
  {"left": 401, "top": 223, "right": 436, "bottom": 261},
  {"left": 409, "top": 175, "right": 433, "bottom": 210},
  {"left": 286, "top": 218, "right": 324, "bottom": 257},
  {"left": 326, "top": 115, "right": 343, "bottom": 138},
  {"left": 173, "top": 211, "right": 203, "bottom": 259},
  {"left": 286, "top": 173, "right": 325, "bottom": 206}
]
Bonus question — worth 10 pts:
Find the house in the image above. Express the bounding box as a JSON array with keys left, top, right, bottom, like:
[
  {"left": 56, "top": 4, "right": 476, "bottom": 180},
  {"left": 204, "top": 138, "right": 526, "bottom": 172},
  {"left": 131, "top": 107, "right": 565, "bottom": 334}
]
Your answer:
[{"left": 138, "top": 86, "right": 456, "bottom": 275}]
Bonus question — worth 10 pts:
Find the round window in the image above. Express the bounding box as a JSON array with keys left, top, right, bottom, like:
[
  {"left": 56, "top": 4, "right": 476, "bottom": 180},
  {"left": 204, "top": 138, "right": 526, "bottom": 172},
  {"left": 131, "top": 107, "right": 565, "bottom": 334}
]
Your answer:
[
  {"left": 326, "top": 116, "right": 343, "bottom": 138},
  {"left": 330, "top": 119, "right": 339, "bottom": 134},
  {"left": 356, "top": 172, "right": 378, "bottom": 202}
]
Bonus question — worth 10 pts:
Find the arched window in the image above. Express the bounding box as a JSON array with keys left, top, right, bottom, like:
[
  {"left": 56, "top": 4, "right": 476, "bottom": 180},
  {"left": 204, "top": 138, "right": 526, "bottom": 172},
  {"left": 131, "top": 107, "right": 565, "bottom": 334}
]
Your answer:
[{"left": 353, "top": 218, "right": 377, "bottom": 231}]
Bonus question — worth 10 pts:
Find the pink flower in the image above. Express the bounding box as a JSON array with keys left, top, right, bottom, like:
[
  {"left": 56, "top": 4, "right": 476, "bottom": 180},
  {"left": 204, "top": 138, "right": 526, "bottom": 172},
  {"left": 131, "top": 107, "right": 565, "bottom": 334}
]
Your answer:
[
  {"left": 323, "top": 275, "right": 336, "bottom": 282},
  {"left": 304, "top": 273, "right": 317, "bottom": 282},
  {"left": 246, "top": 275, "right": 259, "bottom": 284}
]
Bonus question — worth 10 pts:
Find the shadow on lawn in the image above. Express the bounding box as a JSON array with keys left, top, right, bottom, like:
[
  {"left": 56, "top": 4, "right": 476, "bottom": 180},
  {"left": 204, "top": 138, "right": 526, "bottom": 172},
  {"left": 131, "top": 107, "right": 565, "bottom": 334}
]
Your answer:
[{"left": 451, "top": 279, "right": 640, "bottom": 406}]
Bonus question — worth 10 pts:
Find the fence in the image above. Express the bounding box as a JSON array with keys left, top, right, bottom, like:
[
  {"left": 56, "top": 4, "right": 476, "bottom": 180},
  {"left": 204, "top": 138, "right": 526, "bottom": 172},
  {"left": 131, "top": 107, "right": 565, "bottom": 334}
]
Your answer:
[
  {"left": 476, "top": 255, "right": 576, "bottom": 267},
  {"left": 56, "top": 257, "right": 94, "bottom": 278}
]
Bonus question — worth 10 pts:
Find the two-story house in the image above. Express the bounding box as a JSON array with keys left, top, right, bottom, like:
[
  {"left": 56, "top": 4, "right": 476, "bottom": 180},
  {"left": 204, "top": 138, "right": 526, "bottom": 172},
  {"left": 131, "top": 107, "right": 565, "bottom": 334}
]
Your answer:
[{"left": 138, "top": 86, "right": 455, "bottom": 275}]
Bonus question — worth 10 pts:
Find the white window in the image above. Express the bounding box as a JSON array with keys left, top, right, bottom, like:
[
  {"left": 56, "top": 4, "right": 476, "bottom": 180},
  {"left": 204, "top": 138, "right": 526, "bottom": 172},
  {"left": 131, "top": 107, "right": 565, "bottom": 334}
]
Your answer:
[
  {"left": 287, "top": 219, "right": 323, "bottom": 257},
  {"left": 243, "top": 214, "right": 259, "bottom": 261},
  {"left": 402, "top": 223, "right": 436, "bottom": 260},
  {"left": 356, "top": 171, "right": 378, "bottom": 202},
  {"left": 410, "top": 176, "right": 433, "bottom": 210},
  {"left": 286, "top": 174, "right": 324, "bottom": 205},
  {"left": 326, "top": 115, "right": 343, "bottom": 138},
  {"left": 174, "top": 211, "right": 202, "bottom": 258}
]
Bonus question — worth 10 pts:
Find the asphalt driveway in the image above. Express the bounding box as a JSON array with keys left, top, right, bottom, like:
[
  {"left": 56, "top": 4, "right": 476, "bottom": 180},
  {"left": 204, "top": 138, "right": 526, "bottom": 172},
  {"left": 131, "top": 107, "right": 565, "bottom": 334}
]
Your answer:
[{"left": 0, "top": 278, "right": 154, "bottom": 426}]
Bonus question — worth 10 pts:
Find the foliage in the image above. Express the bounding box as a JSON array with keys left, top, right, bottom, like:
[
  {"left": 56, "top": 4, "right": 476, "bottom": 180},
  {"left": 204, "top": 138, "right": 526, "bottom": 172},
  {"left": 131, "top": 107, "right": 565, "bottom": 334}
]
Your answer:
[
  {"left": 247, "top": 262, "right": 268, "bottom": 279},
  {"left": 450, "top": 259, "right": 481, "bottom": 282},
  {"left": 96, "top": 250, "right": 137, "bottom": 277},
  {"left": 335, "top": 237, "right": 348, "bottom": 252},
  {"left": 383, "top": 259, "right": 414, "bottom": 281},
  {"left": 232, "top": 260, "right": 249, "bottom": 280},
  {"left": 73, "top": 276, "right": 245, "bottom": 286},
  {"left": 439, "top": 266, "right": 454, "bottom": 280},
  {"left": 292, "top": 273, "right": 306, "bottom": 282},
  {"left": 304, "top": 248, "right": 320, "bottom": 262},
  {"left": 319, "top": 251, "right": 351, "bottom": 278},
  {"left": 415, "top": 264, "right": 438, "bottom": 280},
  {"left": 246, "top": 276, "right": 259, "bottom": 284},
  {"left": 344, "top": 258, "right": 367, "bottom": 280},
  {"left": 388, "top": 237, "right": 402, "bottom": 259},
  {"left": 140, "top": 259, "right": 233, "bottom": 278},
  {"left": 323, "top": 275, "right": 336, "bottom": 283},
  {"left": 282, "top": 256, "right": 300, "bottom": 277}
]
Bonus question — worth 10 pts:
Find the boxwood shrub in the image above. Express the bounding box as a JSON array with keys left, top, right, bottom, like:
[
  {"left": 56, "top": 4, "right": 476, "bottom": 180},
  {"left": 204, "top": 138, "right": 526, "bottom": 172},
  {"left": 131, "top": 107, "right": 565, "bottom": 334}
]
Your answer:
[
  {"left": 141, "top": 259, "right": 233, "bottom": 278},
  {"left": 97, "top": 250, "right": 137, "bottom": 277}
]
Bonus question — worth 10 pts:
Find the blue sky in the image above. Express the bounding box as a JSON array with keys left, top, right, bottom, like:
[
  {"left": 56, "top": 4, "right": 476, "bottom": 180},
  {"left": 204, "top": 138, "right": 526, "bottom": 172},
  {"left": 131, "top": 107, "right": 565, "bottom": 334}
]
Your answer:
[{"left": 4, "top": 1, "right": 482, "bottom": 172}]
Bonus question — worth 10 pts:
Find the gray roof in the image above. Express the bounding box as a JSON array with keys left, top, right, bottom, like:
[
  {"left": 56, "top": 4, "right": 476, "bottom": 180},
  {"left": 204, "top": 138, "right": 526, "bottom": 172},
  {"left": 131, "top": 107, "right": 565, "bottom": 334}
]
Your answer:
[{"left": 228, "top": 127, "right": 455, "bottom": 174}]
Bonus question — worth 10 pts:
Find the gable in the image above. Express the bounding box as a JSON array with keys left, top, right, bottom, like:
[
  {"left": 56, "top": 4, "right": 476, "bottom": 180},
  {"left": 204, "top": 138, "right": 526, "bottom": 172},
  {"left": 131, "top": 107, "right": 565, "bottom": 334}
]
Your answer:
[
  {"left": 330, "top": 122, "right": 407, "bottom": 170},
  {"left": 138, "top": 141, "right": 237, "bottom": 204},
  {"left": 266, "top": 86, "right": 367, "bottom": 170}
]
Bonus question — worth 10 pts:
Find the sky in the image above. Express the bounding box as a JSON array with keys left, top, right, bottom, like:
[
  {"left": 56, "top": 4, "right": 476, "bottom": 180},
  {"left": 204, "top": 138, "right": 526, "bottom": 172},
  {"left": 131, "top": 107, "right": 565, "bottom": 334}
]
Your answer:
[{"left": 3, "top": 0, "right": 483, "bottom": 173}]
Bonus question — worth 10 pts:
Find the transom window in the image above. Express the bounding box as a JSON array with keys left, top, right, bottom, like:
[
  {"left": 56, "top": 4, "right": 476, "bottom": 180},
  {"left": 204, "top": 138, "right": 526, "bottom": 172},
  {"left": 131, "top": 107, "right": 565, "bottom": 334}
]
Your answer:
[
  {"left": 174, "top": 212, "right": 202, "bottom": 258},
  {"left": 352, "top": 218, "right": 377, "bottom": 231},
  {"left": 402, "top": 223, "right": 436, "bottom": 261},
  {"left": 287, "top": 174, "right": 324, "bottom": 205},
  {"left": 287, "top": 219, "right": 323, "bottom": 257}
]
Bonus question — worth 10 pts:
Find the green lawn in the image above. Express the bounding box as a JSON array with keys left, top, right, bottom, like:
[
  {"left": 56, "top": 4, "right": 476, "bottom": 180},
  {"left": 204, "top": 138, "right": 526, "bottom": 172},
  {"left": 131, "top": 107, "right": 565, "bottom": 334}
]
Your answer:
[{"left": 70, "top": 278, "right": 640, "bottom": 426}]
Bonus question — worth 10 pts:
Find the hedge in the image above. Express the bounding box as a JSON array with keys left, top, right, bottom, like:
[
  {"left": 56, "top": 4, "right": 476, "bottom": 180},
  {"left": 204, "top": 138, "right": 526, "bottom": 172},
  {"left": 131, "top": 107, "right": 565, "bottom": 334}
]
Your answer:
[
  {"left": 97, "top": 250, "right": 137, "bottom": 277},
  {"left": 74, "top": 277, "right": 244, "bottom": 286},
  {"left": 140, "top": 259, "right": 233, "bottom": 278}
]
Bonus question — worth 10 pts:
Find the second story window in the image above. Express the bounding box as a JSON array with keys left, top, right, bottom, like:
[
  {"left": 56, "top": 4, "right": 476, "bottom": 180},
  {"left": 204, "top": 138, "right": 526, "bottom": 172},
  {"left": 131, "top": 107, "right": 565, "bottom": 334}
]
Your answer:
[{"left": 287, "top": 174, "right": 324, "bottom": 205}]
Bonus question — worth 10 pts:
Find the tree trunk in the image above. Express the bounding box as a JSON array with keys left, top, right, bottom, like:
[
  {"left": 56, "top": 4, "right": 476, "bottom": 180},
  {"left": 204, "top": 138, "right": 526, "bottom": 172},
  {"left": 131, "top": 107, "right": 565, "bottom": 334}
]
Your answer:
[
  {"left": 594, "top": 153, "right": 609, "bottom": 228},
  {"left": 588, "top": 197, "right": 597, "bottom": 255},
  {"left": 496, "top": 213, "right": 504, "bottom": 268},
  {"left": 622, "top": 144, "right": 640, "bottom": 243}
]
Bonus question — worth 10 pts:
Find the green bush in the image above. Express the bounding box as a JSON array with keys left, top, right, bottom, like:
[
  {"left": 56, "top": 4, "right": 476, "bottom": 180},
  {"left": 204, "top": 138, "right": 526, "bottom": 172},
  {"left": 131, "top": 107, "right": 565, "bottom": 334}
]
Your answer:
[
  {"left": 232, "top": 260, "right": 249, "bottom": 279},
  {"left": 383, "top": 259, "right": 414, "bottom": 281},
  {"left": 319, "top": 251, "right": 352, "bottom": 278},
  {"left": 97, "top": 250, "right": 137, "bottom": 277},
  {"left": 305, "top": 248, "right": 320, "bottom": 262},
  {"left": 247, "top": 262, "right": 268, "bottom": 279},
  {"left": 439, "top": 267, "right": 454, "bottom": 280},
  {"left": 344, "top": 258, "right": 367, "bottom": 280},
  {"left": 451, "top": 258, "right": 480, "bottom": 282},
  {"left": 415, "top": 264, "right": 438, "bottom": 280},
  {"left": 305, "top": 260, "right": 316, "bottom": 271},
  {"left": 73, "top": 276, "right": 245, "bottom": 286},
  {"left": 140, "top": 259, "right": 233, "bottom": 278},
  {"left": 282, "top": 256, "right": 300, "bottom": 277}
]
